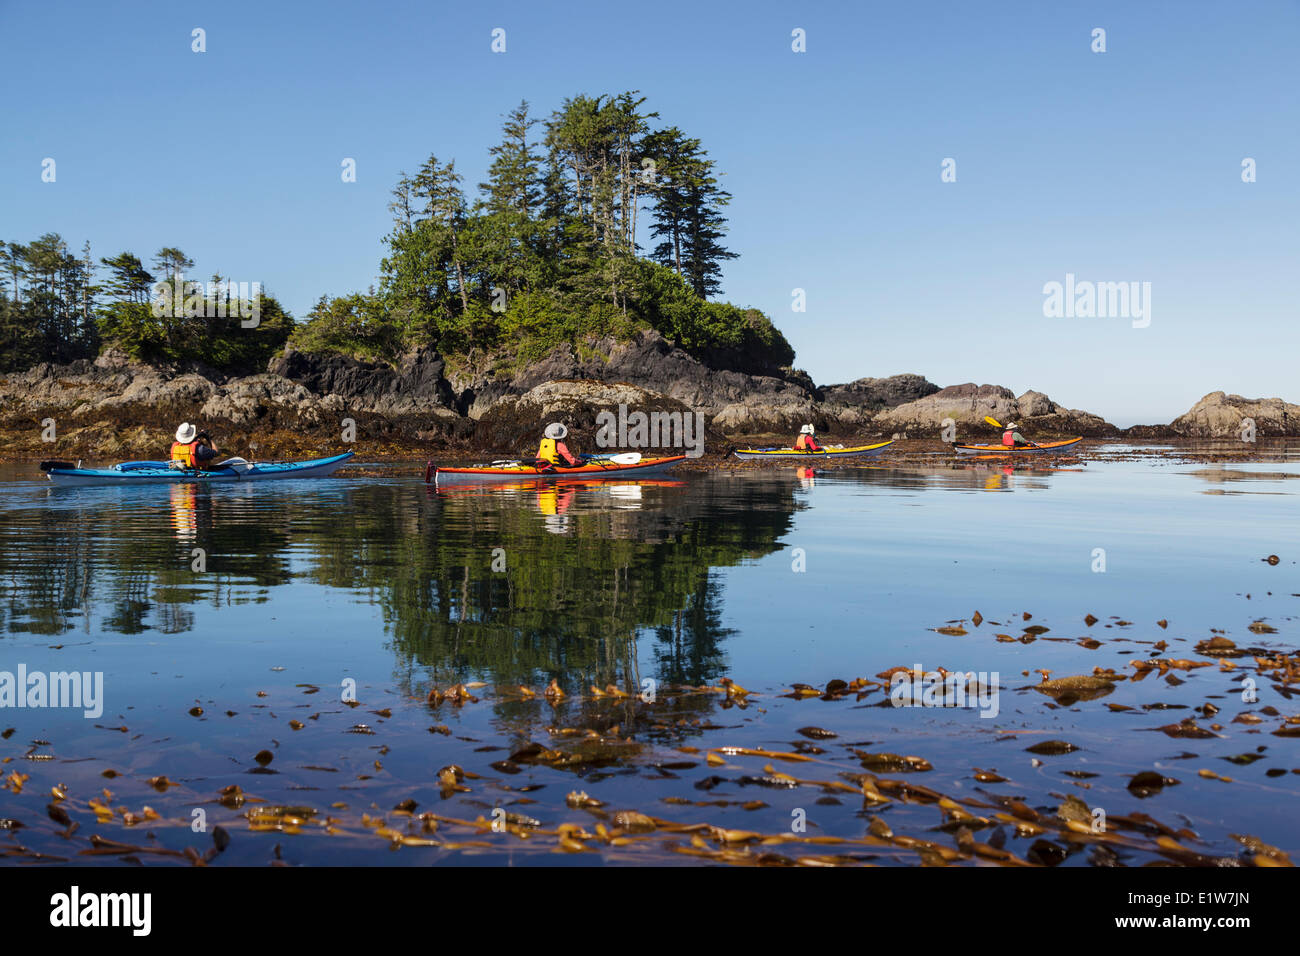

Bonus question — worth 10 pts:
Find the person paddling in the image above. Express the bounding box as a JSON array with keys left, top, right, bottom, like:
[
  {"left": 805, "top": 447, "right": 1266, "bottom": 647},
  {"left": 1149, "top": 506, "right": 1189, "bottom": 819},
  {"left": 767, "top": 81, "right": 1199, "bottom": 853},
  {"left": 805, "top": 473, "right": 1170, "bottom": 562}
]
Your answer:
[
  {"left": 794, "top": 424, "right": 823, "bottom": 452},
  {"left": 1001, "top": 422, "right": 1029, "bottom": 448},
  {"left": 535, "top": 423, "right": 582, "bottom": 469},
  {"left": 172, "top": 422, "right": 220, "bottom": 471}
]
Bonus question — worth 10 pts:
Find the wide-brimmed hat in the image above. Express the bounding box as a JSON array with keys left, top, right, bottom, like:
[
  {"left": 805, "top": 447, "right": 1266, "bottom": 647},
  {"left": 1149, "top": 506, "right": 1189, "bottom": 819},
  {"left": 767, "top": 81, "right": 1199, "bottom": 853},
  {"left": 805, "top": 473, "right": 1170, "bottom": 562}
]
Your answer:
[
  {"left": 799, "top": 424, "right": 815, "bottom": 435},
  {"left": 175, "top": 422, "right": 197, "bottom": 443},
  {"left": 544, "top": 422, "right": 568, "bottom": 440},
  {"left": 1005, "top": 422, "right": 1018, "bottom": 430}
]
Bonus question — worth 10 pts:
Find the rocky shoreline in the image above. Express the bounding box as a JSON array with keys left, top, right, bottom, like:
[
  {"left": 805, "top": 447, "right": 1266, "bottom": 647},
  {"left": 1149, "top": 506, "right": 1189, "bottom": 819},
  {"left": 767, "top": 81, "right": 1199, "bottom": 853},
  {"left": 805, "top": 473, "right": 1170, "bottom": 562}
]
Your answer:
[{"left": 1, "top": 333, "right": 1296, "bottom": 462}]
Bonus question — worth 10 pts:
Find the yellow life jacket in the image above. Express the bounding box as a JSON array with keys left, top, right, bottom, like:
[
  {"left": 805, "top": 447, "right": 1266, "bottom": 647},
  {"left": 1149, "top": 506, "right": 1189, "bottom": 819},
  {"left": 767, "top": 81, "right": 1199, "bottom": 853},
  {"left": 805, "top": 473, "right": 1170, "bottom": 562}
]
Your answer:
[
  {"left": 537, "top": 437, "right": 559, "bottom": 465},
  {"left": 171, "top": 440, "right": 199, "bottom": 467}
]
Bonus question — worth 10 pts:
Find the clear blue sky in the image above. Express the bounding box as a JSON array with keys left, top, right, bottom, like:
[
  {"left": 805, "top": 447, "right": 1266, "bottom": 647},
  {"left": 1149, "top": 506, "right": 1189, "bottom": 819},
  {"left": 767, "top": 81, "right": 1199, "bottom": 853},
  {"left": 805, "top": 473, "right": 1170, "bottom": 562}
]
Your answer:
[{"left": 2, "top": 0, "right": 1296, "bottom": 425}]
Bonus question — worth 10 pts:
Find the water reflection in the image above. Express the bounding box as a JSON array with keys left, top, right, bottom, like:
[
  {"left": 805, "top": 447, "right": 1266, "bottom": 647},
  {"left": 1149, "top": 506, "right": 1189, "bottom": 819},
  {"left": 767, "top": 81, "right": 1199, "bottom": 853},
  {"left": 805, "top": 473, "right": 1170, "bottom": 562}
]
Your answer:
[
  {"left": 1188, "top": 466, "right": 1300, "bottom": 495},
  {"left": 0, "top": 475, "right": 798, "bottom": 693}
]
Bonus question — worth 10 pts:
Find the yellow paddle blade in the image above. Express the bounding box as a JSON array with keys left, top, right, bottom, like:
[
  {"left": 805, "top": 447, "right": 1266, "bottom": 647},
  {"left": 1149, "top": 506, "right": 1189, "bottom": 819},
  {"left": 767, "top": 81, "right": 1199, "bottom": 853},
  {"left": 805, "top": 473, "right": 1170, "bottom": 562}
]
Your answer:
[{"left": 984, "top": 415, "right": 1003, "bottom": 429}]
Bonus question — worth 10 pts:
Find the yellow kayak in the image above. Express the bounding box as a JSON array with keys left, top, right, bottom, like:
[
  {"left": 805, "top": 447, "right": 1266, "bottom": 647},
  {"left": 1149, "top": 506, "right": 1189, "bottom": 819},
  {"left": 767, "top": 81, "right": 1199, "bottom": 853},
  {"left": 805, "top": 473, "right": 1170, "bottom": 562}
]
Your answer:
[{"left": 733, "top": 440, "right": 894, "bottom": 460}]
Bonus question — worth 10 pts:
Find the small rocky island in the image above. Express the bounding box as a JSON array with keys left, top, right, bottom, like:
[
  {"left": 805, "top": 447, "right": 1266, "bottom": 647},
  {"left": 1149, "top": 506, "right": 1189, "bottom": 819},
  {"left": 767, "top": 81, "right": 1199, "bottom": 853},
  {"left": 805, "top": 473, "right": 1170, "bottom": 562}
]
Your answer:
[
  {"left": 3, "top": 338, "right": 1296, "bottom": 462},
  {"left": 1, "top": 92, "right": 1294, "bottom": 462}
]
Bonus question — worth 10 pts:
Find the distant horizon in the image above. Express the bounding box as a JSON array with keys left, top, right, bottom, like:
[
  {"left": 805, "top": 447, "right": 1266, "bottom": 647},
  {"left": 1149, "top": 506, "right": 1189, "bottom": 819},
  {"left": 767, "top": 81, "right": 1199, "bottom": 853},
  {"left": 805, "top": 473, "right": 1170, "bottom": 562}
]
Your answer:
[{"left": 3, "top": 0, "right": 1295, "bottom": 425}]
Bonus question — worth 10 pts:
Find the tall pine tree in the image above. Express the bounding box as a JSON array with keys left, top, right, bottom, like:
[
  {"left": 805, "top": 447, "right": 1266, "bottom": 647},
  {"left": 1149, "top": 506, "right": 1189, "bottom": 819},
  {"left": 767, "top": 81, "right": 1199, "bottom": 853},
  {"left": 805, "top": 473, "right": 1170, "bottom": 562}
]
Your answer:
[{"left": 643, "top": 128, "right": 736, "bottom": 298}]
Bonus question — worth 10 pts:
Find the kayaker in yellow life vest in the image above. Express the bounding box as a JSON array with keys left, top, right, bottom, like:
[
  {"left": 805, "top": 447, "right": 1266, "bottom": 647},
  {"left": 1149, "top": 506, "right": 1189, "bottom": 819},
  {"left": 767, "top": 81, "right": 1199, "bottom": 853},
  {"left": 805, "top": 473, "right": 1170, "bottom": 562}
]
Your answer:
[
  {"left": 793, "top": 424, "right": 823, "bottom": 452},
  {"left": 171, "top": 422, "right": 220, "bottom": 470},
  {"left": 535, "top": 422, "right": 581, "bottom": 469},
  {"left": 1001, "top": 422, "right": 1028, "bottom": 448}
]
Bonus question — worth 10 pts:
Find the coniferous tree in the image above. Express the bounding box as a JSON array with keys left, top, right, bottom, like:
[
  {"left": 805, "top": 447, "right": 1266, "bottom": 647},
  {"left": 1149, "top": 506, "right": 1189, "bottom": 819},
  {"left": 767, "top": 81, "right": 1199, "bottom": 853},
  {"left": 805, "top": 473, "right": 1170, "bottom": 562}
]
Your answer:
[
  {"left": 644, "top": 129, "right": 736, "bottom": 298},
  {"left": 478, "top": 101, "right": 547, "bottom": 296}
]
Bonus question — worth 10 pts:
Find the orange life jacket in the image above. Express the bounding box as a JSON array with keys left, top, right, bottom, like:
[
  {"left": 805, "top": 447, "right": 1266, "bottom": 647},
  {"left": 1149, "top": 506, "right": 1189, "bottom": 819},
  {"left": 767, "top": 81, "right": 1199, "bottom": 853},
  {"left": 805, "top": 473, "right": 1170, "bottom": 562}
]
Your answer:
[
  {"left": 795, "top": 434, "right": 819, "bottom": 451},
  {"left": 171, "top": 440, "right": 199, "bottom": 467}
]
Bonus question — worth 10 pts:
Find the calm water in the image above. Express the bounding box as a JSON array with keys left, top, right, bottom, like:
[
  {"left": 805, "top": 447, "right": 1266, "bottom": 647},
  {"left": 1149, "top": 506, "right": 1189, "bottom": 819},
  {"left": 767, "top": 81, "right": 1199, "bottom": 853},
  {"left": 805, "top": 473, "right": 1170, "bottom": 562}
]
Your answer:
[{"left": 1, "top": 447, "right": 1298, "bottom": 866}]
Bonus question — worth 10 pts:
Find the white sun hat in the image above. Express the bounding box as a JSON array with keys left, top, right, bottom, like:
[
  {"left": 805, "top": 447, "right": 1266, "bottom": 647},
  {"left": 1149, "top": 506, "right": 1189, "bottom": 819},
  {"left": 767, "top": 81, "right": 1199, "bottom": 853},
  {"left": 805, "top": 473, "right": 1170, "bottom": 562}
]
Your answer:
[
  {"left": 175, "top": 422, "right": 197, "bottom": 443},
  {"left": 799, "top": 424, "right": 815, "bottom": 434},
  {"left": 544, "top": 422, "right": 568, "bottom": 440}
]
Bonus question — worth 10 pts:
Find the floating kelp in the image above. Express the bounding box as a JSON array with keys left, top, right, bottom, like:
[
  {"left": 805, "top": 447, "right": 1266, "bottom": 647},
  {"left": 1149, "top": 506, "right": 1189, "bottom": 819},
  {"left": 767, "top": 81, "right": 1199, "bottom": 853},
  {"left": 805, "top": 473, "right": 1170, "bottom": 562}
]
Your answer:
[
  {"left": 2, "top": 609, "right": 1297, "bottom": 868},
  {"left": 1032, "top": 675, "right": 1116, "bottom": 704}
]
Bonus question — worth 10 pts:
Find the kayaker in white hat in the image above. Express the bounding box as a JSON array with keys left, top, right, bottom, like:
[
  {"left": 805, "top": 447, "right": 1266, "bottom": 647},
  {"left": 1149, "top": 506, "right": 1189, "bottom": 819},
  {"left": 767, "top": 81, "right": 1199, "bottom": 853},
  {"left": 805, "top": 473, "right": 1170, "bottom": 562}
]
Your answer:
[
  {"left": 793, "top": 423, "right": 823, "bottom": 452},
  {"left": 535, "top": 422, "right": 581, "bottom": 469},
  {"left": 172, "top": 422, "right": 220, "bottom": 470},
  {"left": 1001, "top": 422, "right": 1028, "bottom": 448}
]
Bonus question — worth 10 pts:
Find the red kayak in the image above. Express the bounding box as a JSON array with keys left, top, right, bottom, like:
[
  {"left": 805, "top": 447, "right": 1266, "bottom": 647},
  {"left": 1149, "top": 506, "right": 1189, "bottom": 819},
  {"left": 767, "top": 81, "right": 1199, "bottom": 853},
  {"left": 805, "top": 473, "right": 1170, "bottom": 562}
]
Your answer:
[{"left": 427, "top": 454, "right": 687, "bottom": 484}]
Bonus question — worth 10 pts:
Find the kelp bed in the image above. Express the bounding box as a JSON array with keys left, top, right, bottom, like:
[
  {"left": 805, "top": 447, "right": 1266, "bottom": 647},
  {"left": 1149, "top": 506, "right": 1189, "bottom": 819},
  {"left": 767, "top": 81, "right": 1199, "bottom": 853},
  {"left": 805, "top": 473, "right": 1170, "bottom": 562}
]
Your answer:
[{"left": 2, "top": 606, "right": 1298, "bottom": 867}]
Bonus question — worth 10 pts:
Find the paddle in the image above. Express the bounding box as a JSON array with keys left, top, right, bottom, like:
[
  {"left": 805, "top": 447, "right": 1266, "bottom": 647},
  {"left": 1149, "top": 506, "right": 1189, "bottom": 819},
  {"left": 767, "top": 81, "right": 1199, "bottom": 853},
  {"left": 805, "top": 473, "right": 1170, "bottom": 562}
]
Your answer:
[
  {"left": 488, "top": 452, "right": 642, "bottom": 470},
  {"left": 215, "top": 456, "right": 253, "bottom": 474},
  {"left": 983, "top": 415, "right": 1041, "bottom": 448},
  {"left": 600, "top": 452, "right": 641, "bottom": 466}
]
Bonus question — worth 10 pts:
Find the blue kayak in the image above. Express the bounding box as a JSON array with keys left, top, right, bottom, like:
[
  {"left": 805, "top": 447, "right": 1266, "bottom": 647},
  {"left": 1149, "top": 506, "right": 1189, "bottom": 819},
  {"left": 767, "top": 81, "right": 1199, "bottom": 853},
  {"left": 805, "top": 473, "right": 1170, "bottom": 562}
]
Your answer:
[{"left": 42, "top": 452, "right": 354, "bottom": 486}]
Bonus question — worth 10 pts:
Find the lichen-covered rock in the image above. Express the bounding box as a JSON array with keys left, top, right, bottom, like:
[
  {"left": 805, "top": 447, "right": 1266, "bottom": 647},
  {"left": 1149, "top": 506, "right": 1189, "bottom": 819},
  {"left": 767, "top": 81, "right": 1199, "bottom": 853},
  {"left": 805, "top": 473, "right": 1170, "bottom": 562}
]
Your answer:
[
  {"left": 1166, "top": 392, "right": 1300, "bottom": 437},
  {"left": 872, "top": 383, "right": 1118, "bottom": 438},
  {"left": 873, "top": 384, "right": 1019, "bottom": 436},
  {"left": 1016, "top": 390, "right": 1055, "bottom": 418}
]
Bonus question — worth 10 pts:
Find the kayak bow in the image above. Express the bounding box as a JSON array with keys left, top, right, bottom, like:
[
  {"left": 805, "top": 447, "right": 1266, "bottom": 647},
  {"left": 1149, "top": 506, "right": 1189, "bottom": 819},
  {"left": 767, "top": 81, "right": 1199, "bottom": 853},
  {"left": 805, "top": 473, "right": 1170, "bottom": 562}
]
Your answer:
[
  {"left": 44, "top": 452, "right": 354, "bottom": 485},
  {"left": 733, "top": 440, "right": 894, "bottom": 460}
]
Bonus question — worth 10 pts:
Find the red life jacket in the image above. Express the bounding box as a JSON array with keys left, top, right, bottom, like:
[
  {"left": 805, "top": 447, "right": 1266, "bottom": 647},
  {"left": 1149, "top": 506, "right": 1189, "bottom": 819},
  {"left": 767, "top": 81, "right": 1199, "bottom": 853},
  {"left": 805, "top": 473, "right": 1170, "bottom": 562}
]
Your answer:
[
  {"left": 1002, "top": 429, "right": 1015, "bottom": 446},
  {"left": 171, "top": 440, "right": 199, "bottom": 467}
]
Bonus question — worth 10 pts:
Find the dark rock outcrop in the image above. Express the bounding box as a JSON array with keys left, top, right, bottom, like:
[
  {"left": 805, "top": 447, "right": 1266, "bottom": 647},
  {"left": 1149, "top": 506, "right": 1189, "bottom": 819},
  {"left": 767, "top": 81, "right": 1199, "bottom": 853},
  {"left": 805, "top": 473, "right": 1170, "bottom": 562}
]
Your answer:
[
  {"left": 818, "top": 373, "right": 939, "bottom": 409},
  {"left": 817, "top": 373, "right": 940, "bottom": 428},
  {"left": 269, "top": 346, "right": 457, "bottom": 414},
  {"left": 455, "top": 330, "right": 818, "bottom": 434}
]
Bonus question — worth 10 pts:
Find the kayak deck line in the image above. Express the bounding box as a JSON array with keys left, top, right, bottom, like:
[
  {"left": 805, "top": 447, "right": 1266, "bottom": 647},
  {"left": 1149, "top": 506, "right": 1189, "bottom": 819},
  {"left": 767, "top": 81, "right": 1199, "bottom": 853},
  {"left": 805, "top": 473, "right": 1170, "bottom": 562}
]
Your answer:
[
  {"left": 952, "top": 437, "right": 1083, "bottom": 455},
  {"left": 732, "top": 440, "right": 895, "bottom": 460},
  {"left": 44, "top": 451, "right": 355, "bottom": 485},
  {"left": 430, "top": 454, "right": 687, "bottom": 485}
]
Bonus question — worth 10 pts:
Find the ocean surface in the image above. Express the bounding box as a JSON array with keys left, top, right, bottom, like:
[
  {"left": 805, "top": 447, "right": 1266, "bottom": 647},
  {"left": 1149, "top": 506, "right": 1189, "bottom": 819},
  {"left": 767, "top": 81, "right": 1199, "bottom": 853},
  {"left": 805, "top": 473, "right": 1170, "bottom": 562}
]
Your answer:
[{"left": 1, "top": 445, "right": 1297, "bottom": 866}]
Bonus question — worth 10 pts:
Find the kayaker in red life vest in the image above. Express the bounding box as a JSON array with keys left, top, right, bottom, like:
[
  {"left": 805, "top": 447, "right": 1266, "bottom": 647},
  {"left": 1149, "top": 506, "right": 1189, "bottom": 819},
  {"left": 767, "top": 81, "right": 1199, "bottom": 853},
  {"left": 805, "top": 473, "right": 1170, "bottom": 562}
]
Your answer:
[
  {"left": 794, "top": 424, "right": 823, "bottom": 452},
  {"left": 172, "top": 422, "right": 219, "bottom": 470},
  {"left": 1002, "top": 422, "right": 1028, "bottom": 447},
  {"left": 535, "top": 422, "right": 582, "bottom": 469}
]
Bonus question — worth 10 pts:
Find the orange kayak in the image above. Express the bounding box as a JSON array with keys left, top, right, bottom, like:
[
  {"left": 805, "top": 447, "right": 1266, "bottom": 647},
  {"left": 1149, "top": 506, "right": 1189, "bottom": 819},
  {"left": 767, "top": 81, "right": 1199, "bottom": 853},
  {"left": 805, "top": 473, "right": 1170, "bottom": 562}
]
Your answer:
[
  {"left": 953, "top": 438, "right": 1082, "bottom": 455},
  {"left": 428, "top": 455, "right": 687, "bottom": 484}
]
